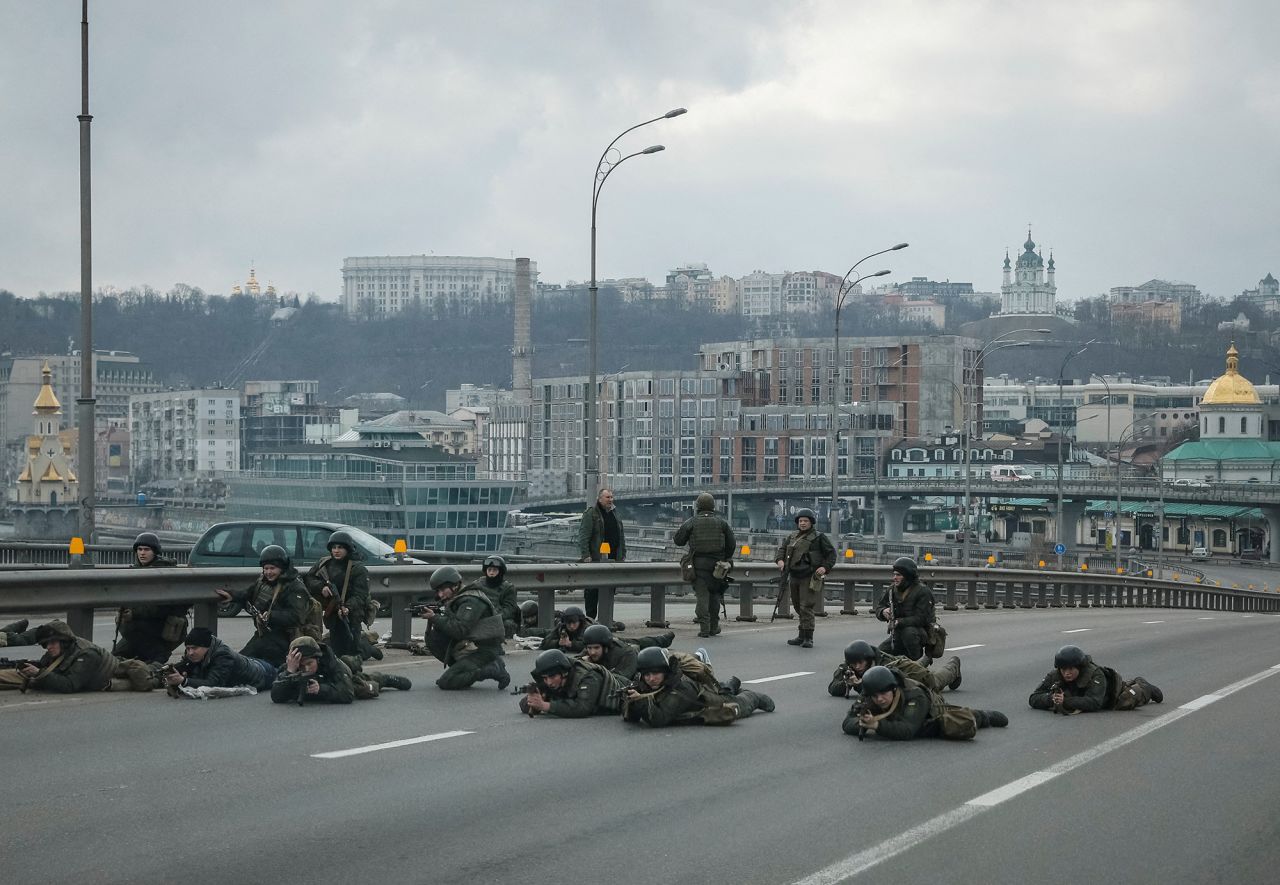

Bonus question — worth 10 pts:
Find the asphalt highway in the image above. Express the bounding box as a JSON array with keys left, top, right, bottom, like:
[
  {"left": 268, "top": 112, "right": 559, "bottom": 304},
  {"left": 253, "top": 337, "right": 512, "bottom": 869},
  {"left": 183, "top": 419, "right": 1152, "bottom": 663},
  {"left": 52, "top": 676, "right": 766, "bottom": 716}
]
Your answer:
[{"left": 2, "top": 603, "right": 1277, "bottom": 885}]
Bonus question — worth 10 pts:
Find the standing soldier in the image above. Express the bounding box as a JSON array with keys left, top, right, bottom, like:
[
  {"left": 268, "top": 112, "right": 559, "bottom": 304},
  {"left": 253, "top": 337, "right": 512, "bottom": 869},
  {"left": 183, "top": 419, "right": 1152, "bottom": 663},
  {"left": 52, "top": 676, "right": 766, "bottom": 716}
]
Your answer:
[
  {"left": 773, "top": 508, "right": 836, "bottom": 648},
  {"left": 215, "top": 545, "right": 315, "bottom": 667},
  {"left": 875, "top": 557, "right": 936, "bottom": 660},
  {"left": 304, "top": 530, "right": 376, "bottom": 660},
  {"left": 112, "top": 532, "right": 188, "bottom": 664},
  {"left": 414, "top": 566, "right": 511, "bottom": 691},
  {"left": 674, "top": 492, "right": 736, "bottom": 638},
  {"left": 1029, "top": 645, "right": 1163, "bottom": 714},
  {"left": 622, "top": 647, "right": 775, "bottom": 727},
  {"left": 469, "top": 555, "right": 519, "bottom": 638},
  {"left": 828, "top": 639, "right": 961, "bottom": 697},
  {"left": 578, "top": 488, "right": 626, "bottom": 620},
  {"left": 519, "top": 649, "right": 629, "bottom": 718},
  {"left": 843, "top": 666, "right": 1007, "bottom": 741}
]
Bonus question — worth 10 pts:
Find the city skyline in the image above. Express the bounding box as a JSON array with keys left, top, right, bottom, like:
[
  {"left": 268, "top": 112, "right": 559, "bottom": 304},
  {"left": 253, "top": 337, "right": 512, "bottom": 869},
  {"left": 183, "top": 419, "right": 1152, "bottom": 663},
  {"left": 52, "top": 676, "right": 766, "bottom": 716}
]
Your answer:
[{"left": 2, "top": 2, "right": 1277, "bottom": 303}]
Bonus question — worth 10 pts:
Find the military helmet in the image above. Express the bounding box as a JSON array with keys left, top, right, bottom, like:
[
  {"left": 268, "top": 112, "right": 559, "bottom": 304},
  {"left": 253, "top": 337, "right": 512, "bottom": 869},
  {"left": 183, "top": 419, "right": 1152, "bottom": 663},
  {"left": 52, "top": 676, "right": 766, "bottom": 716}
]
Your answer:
[
  {"left": 326, "top": 530, "right": 356, "bottom": 555},
  {"left": 695, "top": 492, "right": 716, "bottom": 512},
  {"left": 289, "top": 635, "right": 322, "bottom": 659},
  {"left": 482, "top": 555, "right": 507, "bottom": 577},
  {"left": 519, "top": 599, "right": 539, "bottom": 620},
  {"left": 794, "top": 508, "right": 817, "bottom": 525},
  {"left": 1055, "top": 645, "right": 1087, "bottom": 669},
  {"left": 561, "top": 605, "right": 586, "bottom": 623},
  {"left": 843, "top": 640, "right": 878, "bottom": 666},
  {"left": 891, "top": 556, "right": 918, "bottom": 584},
  {"left": 259, "top": 544, "right": 290, "bottom": 569},
  {"left": 635, "top": 646, "right": 672, "bottom": 674},
  {"left": 531, "top": 649, "right": 573, "bottom": 679},
  {"left": 582, "top": 623, "right": 613, "bottom": 648},
  {"left": 132, "top": 531, "right": 162, "bottom": 554},
  {"left": 428, "top": 566, "right": 463, "bottom": 591},
  {"left": 860, "top": 665, "right": 898, "bottom": 695}
]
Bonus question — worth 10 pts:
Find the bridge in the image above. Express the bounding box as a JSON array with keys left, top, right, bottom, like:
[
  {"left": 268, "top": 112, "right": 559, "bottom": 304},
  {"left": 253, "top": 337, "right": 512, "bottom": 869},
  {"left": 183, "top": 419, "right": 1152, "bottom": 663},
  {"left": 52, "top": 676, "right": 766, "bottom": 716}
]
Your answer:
[{"left": 525, "top": 477, "right": 1280, "bottom": 561}]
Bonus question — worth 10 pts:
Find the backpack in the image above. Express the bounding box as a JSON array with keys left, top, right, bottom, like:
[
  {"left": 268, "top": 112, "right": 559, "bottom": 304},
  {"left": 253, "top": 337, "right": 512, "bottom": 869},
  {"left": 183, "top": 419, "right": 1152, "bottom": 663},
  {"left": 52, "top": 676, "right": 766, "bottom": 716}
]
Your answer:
[
  {"left": 937, "top": 705, "right": 978, "bottom": 740},
  {"left": 925, "top": 622, "right": 947, "bottom": 659},
  {"left": 679, "top": 551, "right": 697, "bottom": 583},
  {"left": 299, "top": 596, "right": 325, "bottom": 640}
]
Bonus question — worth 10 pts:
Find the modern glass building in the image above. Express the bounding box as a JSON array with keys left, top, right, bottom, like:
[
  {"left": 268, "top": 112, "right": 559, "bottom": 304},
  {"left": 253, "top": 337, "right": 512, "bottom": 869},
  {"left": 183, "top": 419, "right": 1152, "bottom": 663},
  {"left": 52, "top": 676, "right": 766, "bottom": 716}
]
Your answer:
[{"left": 228, "top": 446, "right": 523, "bottom": 552}]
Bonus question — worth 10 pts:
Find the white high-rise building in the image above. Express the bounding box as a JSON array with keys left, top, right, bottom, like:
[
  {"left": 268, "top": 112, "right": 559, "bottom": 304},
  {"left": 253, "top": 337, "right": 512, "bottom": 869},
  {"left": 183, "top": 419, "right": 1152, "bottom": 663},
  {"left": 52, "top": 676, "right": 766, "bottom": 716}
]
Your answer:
[
  {"left": 341, "top": 256, "right": 537, "bottom": 316},
  {"left": 129, "top": 389, "right": 241, "bottom": 484}
]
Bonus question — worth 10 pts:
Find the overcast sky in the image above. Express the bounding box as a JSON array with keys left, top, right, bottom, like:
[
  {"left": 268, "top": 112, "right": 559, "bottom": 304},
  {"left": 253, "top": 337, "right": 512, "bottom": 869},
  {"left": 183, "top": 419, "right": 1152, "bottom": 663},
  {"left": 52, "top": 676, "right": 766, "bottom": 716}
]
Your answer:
[{"left": 2, "top": 1, "right": 1277, "bottom": 303}]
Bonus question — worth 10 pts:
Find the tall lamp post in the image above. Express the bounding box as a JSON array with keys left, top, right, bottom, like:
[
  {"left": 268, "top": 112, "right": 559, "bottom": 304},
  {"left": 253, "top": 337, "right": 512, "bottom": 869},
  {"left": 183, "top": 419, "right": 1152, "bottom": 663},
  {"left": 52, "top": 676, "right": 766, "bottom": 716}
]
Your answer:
[
  {"left": 829, "top": 244, "right": 906, "bottom": 536},
  {"left": 870, "top": 350, "right": 911, "bottom": 556},
  {"left": 76, "top": 0, "right": 97, "bottom": 548},
  {"left": 1114, "top": 417, "right": 1151, "bottom": 572},
  {"left": 958, "top": 329, "right": 1051, "bottom": 566},
  {"left": 1054, "top": 339, "right": 1097, "bottom": 553},
  {"left": 585, "top": 108, "right": 686, "bottom": 495}
]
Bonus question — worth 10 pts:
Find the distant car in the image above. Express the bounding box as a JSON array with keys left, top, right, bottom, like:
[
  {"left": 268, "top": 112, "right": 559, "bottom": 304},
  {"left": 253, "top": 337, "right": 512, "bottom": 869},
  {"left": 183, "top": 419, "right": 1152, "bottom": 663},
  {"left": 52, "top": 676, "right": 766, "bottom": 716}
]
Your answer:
[
  {"left": 1240, "top": 548, "right": 1265, "bottom": 561},
  {"left": 1171, "top": 478, "right": 1209, "bottom": 487},
  {"left": 189, "top": 520, "right": 416, "bottom": 568},
  {"left": 1191, "top": 546, "right": 1210, "bottom": 561},
  {"left": 990, "top": 466, "right": 1033, "bottom": 483}
]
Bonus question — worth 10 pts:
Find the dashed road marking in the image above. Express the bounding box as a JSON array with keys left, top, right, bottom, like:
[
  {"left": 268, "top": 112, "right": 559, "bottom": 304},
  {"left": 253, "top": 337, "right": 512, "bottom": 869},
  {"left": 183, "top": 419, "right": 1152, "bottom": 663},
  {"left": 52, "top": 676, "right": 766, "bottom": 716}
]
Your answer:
[
  {"left": 948, "top": 644, "right": 985, "bottom": 651},
  {"left": 1061, "top": 628, "right": 1091, "bottom": 634},
  {"left": 744, "top": 671, "right": 814, "bottom": 684},
  {"left": 1142, "top": 620, "right": 1165, "bottom": 624},
  {"left": 312, "top": 730, "right": 473, "bottom": 759},
  {"left": 1198, "top": 617, "right": 1216, "bottom": 620}
]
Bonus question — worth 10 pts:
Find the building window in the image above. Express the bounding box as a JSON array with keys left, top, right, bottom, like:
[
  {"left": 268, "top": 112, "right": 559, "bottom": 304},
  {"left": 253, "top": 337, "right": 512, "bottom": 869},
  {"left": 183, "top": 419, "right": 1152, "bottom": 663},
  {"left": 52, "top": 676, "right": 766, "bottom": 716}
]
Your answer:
[
  {"left": 1241, "top": 416, "right": 1248, "bottom": 434},
  {"left": 1218, "top": 416, "right": 1225, "bottom": 434}
]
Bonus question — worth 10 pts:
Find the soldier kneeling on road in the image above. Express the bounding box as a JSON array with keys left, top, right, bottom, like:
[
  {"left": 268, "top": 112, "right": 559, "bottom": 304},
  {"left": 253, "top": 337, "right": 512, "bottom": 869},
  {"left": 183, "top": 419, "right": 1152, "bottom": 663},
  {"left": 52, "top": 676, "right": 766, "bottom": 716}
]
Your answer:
[
  {"left": 1029, "top": 645, "right": 1163, "bottom": 715},
  {"left": 0, "top": 619, "right": 157, "bottom": 694},
  {"left": 413, "top": 566, "right": 511, "bottom": 691},
  {"left": 519, "top": 649, "right": 628, "bottom": 718},
  {"left": 162, "top": 627, "right": 277, "bottom": 695},
  {"left": 844, "top": 666, "right": 1007, "bottom": 742},
  {"left": 622, "top": 647, "right": 774, "bottom": 727},
  {"left": 579, "top": 623, "right": 675, "bottom": 681},
  {"left": 829, "top": 640, "right": 961, "bottom": 698}
]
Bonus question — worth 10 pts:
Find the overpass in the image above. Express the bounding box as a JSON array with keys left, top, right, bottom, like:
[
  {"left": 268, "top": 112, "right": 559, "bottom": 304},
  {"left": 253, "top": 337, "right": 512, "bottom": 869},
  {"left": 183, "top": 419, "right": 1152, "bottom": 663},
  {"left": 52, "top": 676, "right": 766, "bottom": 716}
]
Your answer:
[{"left": 525, "top": 476, "right": 1280, "bottom": 561}]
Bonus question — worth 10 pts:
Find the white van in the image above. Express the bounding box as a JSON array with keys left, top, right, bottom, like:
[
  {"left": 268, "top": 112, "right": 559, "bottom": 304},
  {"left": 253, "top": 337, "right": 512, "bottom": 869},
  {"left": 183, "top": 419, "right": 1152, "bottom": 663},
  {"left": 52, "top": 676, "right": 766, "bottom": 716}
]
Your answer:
[{"left": 990, "top": 466, "right": 1033, "bottom": 482}]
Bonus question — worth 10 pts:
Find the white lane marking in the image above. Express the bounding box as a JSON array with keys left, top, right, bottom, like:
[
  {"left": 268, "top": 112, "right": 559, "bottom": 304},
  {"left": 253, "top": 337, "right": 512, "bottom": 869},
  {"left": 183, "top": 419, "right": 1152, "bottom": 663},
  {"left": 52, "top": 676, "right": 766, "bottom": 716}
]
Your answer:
[
  {"left": 948, "top": 644, "right": 985, "bottom": 651},
  {"left": 792, "top": 664, "right": 1280, "bottom": 885},
  {"left": 1198, "top": 617, "right": 1215, "bottom": 620},
  {"left": 1061, "top": 628, "right": 1091, "bottom": 634},
  {"left": 744, "top": 671, "right": 814, "bottom": 684},
  {"left": 0, "top": 697, "right": 84, "bottom": 712},
  {"left": 1142, "top": 620, "right": 1165, "bottom": 624},
  {"left": 312, "top": 730, "right": 473, "bottom": 759}
]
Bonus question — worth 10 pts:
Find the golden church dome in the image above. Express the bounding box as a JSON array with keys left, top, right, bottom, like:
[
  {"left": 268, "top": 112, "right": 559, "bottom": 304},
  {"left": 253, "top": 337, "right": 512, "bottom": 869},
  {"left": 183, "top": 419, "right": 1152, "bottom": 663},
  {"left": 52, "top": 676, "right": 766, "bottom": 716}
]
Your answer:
[{"left": 1200, "top": 344, "right": 1260, "bottom": 406}]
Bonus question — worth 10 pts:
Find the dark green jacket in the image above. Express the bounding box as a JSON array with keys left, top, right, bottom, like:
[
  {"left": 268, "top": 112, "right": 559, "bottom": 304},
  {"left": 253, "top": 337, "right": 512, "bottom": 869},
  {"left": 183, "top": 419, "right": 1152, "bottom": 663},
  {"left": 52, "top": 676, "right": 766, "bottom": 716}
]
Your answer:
[
  {"left": 429, "top": 587, "right": 504, "bottom": 665},
  {"left": 118, "top": 555, "right": 187, "bottom": 640},
  {"left": 471, "top": 577, "right": 518, "bottom": 630},
  {"left": 542, "top": 660, "right": 629, "bottom": 718},
  {"left": 828, "top": 650, "right": 932, "bottom": 697},
  {"left": 842, "top": 674, "right": 936, "bottom": 740},
  {"left": 304, "top": 556, "right": 372, "bottom": 622},
  {"left": 1029, "top": 658, "right": 1112, "bottom": 712},
  {"left": 578, "top": 504, "right": 626, "bottom": 561},
  {"left": 875, "top": 580, "right": 936, "bottom": 630},
  {"left": 232, "top": 568, "right": 312, "bottom": 642},
  {"left": 774, "top": 528, "right": 836, "bottom": 578},
  {"left": 673, "top": 512, "right": 735, "bottom": 562},
  {"left": 539, "top": 615, "right": 591, "bottom": 652},
  {"left": 270, "top": 644, "right": 355, "bottom": 705},
  {"left": 580, "top": 637, "right": 638, "bottom": 680},
  {"left": 9, "top": 630, "right": 116, "bottom": 693}
]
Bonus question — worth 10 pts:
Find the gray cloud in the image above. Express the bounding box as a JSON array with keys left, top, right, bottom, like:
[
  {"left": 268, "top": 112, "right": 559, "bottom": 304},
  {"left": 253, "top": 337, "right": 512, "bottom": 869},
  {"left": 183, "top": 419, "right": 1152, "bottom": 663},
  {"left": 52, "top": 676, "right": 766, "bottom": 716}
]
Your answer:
[{"left": 2, "top": 0, "right": 1277, "bottom": 303}]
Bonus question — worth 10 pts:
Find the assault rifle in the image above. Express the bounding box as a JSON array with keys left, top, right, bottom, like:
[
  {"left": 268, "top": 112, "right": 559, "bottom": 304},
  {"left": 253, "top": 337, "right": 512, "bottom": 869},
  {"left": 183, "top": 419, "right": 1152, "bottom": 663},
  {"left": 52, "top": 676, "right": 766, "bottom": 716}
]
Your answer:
[
  {"left": 1, "top": 658, "right": 38, "bottom": 694},
  {"left": 768, "top": 574, "right": 786, "bottom": 623},
  {"left": 848, "top": 693, "right": 870, "bottom": 741},
  {"left": 513, "top": 680, "right": 548, "bottom": 717},
  {"left": 159, "top": 661, "right": 189, "bottom": 698},
  {"left": 240, "top": 598, "right": 269, "bottom": 636}
]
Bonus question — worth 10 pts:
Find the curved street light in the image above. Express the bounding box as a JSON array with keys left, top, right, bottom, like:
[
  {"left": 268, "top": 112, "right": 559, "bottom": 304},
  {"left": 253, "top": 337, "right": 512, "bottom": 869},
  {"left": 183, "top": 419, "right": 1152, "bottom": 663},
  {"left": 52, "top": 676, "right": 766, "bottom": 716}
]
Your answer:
[
  {"left": 1054, "top": 338, "right": 1099, "bottom": 552},
  {"left": 585, "top": 108, "right": 686, "bottom": 493}
]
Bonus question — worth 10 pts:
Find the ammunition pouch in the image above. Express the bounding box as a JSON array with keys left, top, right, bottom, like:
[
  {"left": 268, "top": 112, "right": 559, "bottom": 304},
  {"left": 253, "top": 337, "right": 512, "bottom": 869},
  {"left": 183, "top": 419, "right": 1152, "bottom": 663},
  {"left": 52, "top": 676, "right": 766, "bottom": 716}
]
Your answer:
[
  {"left": 937, "top": 705, "right": 978, "bottom": 740},
  {"left": 925, "top": 623, "right": 947, "bottom": 659},
  {"left": 161, "top": 615, "right": 188, "bottom": 645}
]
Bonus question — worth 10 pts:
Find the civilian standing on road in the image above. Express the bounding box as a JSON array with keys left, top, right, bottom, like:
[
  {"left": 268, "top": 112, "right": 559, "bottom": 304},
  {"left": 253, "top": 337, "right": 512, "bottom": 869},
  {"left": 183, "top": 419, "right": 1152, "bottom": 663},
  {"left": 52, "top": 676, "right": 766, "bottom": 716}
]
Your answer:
[
  {"left": 112, "top": 532, "right": 187, "bottom": 664},
  {"left": 673, "top": 492, "right": 736, "bottom": 638},
  {"left": 578, "top": 488, "right": 626, "bottom": 620},
  {"left": 875, "top": 557, "right": 936, "bottom": 660},
  {"left": 1028, "top": 645, "right": 1163, "bottom": 714},
  {"left": 774, "top": 508, "right": 836, "bottom": 649}
]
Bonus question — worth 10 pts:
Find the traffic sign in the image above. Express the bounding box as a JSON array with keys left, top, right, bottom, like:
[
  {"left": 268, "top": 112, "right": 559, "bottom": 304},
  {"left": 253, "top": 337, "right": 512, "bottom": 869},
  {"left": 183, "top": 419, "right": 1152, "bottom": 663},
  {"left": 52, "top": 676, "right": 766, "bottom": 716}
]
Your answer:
[
  {"left": 1054, "top": 543, "right": 1066, "bottom": 555},
  {"left": 1104, "top": 510, "right": 1115, "bottom": 519}
]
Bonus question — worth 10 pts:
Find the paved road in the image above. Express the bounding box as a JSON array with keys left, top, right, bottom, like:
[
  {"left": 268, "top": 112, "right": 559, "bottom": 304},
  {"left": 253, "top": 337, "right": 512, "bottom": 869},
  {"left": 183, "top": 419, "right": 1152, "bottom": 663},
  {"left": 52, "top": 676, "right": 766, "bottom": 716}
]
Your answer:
[{"left": 2, "top": 605, "right": 1277, "bottom": 885}]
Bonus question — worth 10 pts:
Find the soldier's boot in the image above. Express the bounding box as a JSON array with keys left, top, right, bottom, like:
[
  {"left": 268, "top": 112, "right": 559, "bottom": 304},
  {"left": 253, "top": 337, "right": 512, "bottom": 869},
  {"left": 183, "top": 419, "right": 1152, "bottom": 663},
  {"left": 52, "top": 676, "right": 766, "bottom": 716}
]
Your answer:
[
  {"left": 737, "top": 689, "right": 775, "bottom": 715},
  {"left": 611, "top": 621, "right": 626, "bottom": 633},
  {"left": 358, "top": 632, "right": 384, "bottom": 661},
  {"left": 1, "top": 619, "right": 29, "bottom": 637},
  {"left": 947, "top": 656, "right": 962, "bottom": 690},
  {"left": 657, "top": 631, "right": 675, "bottom": 648},
  {"left": 801, "top": 629, "right": 814, "bottom": 649},
  {"left": 787, "top": 630, "right": 805, "bottom": 646},
  {"left": 719, "top": 676, "right": 742, "bottom": 695},
  {"left": 974, "top": 709, "right": 1009, "bottom": 728},
  {"left": 1137, "top": 677, "right": 1163, "bottom": 703},
  {"left": 492, "top": 658, "right": 511, "bottom": 690},
  {"left": 378, "top": 673, "right": 413, "bottom": 691}
]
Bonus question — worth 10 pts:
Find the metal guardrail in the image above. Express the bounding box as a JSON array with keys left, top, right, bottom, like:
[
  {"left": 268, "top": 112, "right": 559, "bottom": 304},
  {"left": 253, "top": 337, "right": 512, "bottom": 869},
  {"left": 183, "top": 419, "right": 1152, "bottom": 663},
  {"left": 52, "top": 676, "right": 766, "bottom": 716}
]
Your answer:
[
  {"left": 0, "top": 561, "right": 1274, "bottom": 649},
  {"left": 0, "top": 542, "right": 193, "bottom": 568}
]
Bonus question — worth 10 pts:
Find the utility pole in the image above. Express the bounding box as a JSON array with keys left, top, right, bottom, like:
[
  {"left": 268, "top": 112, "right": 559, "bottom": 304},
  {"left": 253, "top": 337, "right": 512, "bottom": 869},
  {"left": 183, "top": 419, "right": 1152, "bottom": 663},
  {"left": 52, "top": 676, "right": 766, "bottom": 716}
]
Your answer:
[{"left": 76, "top": 0, "right": 97, "bottom": 549}]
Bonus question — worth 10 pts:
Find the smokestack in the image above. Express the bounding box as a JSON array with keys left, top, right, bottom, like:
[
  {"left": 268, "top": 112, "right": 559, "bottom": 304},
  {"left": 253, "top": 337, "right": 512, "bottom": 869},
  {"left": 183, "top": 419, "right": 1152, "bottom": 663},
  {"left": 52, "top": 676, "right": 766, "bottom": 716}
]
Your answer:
[{"left": 513, "top": 258, "right": 533, "bottom": 404}]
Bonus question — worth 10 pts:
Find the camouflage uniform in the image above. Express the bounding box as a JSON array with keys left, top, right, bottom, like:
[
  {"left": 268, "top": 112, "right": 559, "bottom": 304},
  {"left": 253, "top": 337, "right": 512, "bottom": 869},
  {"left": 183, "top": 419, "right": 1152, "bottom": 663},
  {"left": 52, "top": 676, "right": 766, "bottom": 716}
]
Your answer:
[
  {"left": 673, "top": 493, "right": 736, "bottom": 637},
  {"left": 1028, "top": 656, "right": 1161, "bottom": 713},
  {"left": 227, "top": 567, "right": 313, "bottom": 667},
  {"left": 113, "top": 554, "right": 188, "bottom": 664},
  {"left": 622, "top": 654, "right": 774, "bottom": 727},
  {"left": 875, "top": 579, "right": 936, "bottom": 660},
  {"left": 828, "top": 650, "right": 961, "bottom": 697},
  {"left": 774, "top": 524, "right": 837, "bottom": 640},
  {"left": 304, "top": 555, "right": 373, "bottom": 659},
  {"left": 270, "top": 641, "right": 356, "bottom": 705},
  {"left": 0, "top": 621, "right": 155, "bottom": 693},
  {"left": 425, "top": 587, "right": 509, "bottom": 690},
  {"left": 470, "top": 576, "right": 519, "bottom": 638},
  {"left": 843, "top": 670, "right": 1001, "bottom": 741},
  {"left": 522, "top": 659, "right": 629, "bottom": 718}
]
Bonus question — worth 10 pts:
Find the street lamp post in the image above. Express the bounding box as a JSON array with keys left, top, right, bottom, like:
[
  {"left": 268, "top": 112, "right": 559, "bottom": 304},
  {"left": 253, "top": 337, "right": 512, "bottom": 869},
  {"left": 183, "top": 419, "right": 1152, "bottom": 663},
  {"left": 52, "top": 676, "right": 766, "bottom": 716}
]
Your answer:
[
  {"left": 1054, "top": 339, "right": 1097, "bottom": 554},
  {"left": 76, "top": 0, "right": 97, "bottom": 548},
  {"left": 871, "top": 350, "right": 911, "bottom": 556},
  {"left": 829, "top": 245, "right": 906, "bottom": 537},
  {"left": 585, "top": 108, "right": 686, "bottom": 495},
  {"left": 1114, "top": 417, "right": 1150, "bottom": 572}
]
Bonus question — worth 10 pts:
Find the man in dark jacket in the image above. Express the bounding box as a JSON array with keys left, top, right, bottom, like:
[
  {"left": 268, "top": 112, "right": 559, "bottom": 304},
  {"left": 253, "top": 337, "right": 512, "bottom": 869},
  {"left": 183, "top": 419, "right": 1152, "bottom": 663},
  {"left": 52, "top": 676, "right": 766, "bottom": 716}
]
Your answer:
[
  {"left": 303, "top": 530, "right": 377, "bottom": 660},
  {"left": 843, "top": 666, "right": 1006, "bottom": 741},
  {"left": 578, "top": 488, "right": 625, "bottom": 619},
  {"left": 162, "top": 627, "right": 276, "bottom": 693},
  {"left": 674, "top": 492, "right": 736, "bottom": 638},
  {"left": 1029, "top": 645, "right": 1163, "bottom": 714},
  {"left": 622, "top": 647, "right": 774, "bottom": 727},
  {"left": 270, "top": 636, "right": 355, "bottom": 705},
  {"left": 539, "top": 605, "right": 590, "bottom": 652},
  {"left": 578, "top": 623, "right": 673, "bottom": 680},
  {"left": 828, "top": 639, "right": 961, "bottom": 698},
  {"left": 415, "top": 566, "right": 511, "bottom": 691},
  {"left": 519, "top": 649, "right": 628, "bottom": 718},
  {"left": 215, "top": 545, "right": 314, "bottom": 667},
  {"left": 468, "top": 555, "right": 519, "bottom": 638},
  {"left": 112, "top": 532, "right": 188, "bottom": 664},
  {"left": 0, "top": 620, "right": 155, "bottom": 693},
  {"left": 875, "top": 557, "right": 936, "bottom": 660},
  {"left": 774, "top": 508, "right": 836, "bottom": 648}
]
